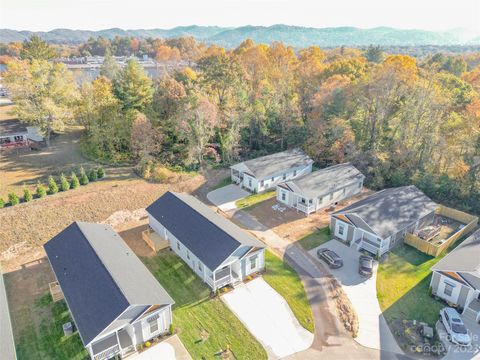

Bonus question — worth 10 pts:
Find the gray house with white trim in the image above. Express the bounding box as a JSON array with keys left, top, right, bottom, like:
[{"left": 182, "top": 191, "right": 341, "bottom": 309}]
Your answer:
[
  {"left": 330, "top": 186, "right": 437, "bottom": 256},
  {"left": 277, "top": 163, "right": 364, "bottom": 215},
  {"left": 147, "top": 192, "right": 265, "bottom": 291},
  {"left": 430, "top": 229, "right": 480, "bottom": 322},
  {"left": 230, "top": 148, "right": 313, "bottom": 193},
  {"left": 44, "top": 222, "right": 174, "bottom": 360}
]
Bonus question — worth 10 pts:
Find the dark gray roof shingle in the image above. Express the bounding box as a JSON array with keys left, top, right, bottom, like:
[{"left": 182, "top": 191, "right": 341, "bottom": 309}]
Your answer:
[
  {"left": 283, "top": 163, "right": 364, "bottom": 198},
  {"left": 230, "top": 148, "right": 313, "bottom": 179},
  {"left": 146, "top": 192, "right": 264, "bottom": 270},
  {"left": 334, "top": 186, "right": 437, "bottom": 239},
  {"left": 44, "top": 222, "right": 173, "bottom": 346}
]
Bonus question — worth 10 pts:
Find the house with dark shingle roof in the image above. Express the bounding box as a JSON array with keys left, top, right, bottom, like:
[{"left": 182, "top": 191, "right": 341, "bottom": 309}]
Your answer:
[
  {"left": 230, "top": 148, "right": 313, "bottom": 193},
  {"left": 330, "top": 186, "right": 438, "bottom": 256},
  {"left": 147, "top": 192, "right": 265, "bottom": 290},
  {"left": 277, "top": 163, "right": 364, "bottom": 215},
  {"left": 44, "top": 222, "right": 174, "bottom": 360},
  {"left": 430, "top": 229, "right": 480, "bottom": 321}
]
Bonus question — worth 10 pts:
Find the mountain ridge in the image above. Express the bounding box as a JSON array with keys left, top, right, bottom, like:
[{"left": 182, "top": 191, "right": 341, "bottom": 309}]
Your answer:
[{"left": 1, "top": 25, "right": 479, "bottom": 47}]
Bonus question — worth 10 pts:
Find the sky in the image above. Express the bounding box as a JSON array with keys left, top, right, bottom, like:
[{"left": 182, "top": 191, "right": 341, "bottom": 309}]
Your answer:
[{"left": 1, "top": 0, "right": 479, "bottom": 36}]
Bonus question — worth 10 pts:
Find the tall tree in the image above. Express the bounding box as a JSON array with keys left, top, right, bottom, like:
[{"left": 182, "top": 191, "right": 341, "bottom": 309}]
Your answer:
[
  {"left": 20, "top": 35, "right": 56, "bottom": 61},
  {"left": 3, "top": 60, "right": 77, "bottom": 145},
  {"left": 99, "top": 48, "right": 120, "bottom": 81},
  {"left": 113, "top": 59, "right": 154, "bottom": 111}
]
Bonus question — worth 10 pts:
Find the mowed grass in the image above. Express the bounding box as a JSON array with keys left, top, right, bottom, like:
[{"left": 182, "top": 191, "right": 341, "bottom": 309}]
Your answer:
[
  {"left": 143, "top": 251, "right": 267, "bottom": 360},
  {"left": 15, "top": 294, "right": 87, "bottom": 360},
  {"left": 263, "top": 251, "right": 314, "bottom": 333},
  {"left": 235, "top": 190, "right": 275, "bottom": 209},
  {"left": 377, "top": 244, "right": 454, "bottom": 326},
  {"left": 298, "top": 227, "right": 331, "bottom": 250}
]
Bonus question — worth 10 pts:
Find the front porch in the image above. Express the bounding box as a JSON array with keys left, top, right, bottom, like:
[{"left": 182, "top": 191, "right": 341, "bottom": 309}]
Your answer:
[
  {"left": 90, "top": 328, "right": 135, "bottom": 360},
  {"left": 206, "top": 264, "right": 243, "bottom": 290}
]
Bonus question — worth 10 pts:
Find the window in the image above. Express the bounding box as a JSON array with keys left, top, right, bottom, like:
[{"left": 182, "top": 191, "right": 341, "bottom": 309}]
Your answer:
[
  {"left": 444, "top": 282, "right": 454, "bottom": 297},
  {"left": 309, "top": 199, "right": 313, "bottom": 204},
  {"left": 330, "top": 193, "right": 333, "bottom": 200},
  {"left": 281, "top": 191, "right": 286, "bottom": 201},
  {"left": 260, "top": 180, "right": 264, "bottom": 187},
  {"left": 147, "top": 315, "right": 159, "bottom": 334},
  {"left": 249, "top": 255, "right": 258, "bottom": 270},
  {"left": 271, "top": 177, "right": 274, "bottom": 182},
  {"left": 338, "top": 224, "right": 345, "bottom": 236},
  {"left": 249, "top": 178, "right": 252, "bottom": 187},
  {"left": 177, "top": 241, "right": 181, "bottom": 251},
  {"left": 282, "top": 173, "right": 286, "bottom": 180},
  {"left": 198, "top": 262, "right": 203, "bottom": 271},
  {"left": 301, "top": 198, "right": 306, "bottom": 204},
  {"left": 186, "top": 251, "right": 190, "bottom": 260},
  {"left": 358, "top": 182, "right": 362, "bottom": 189},
  {"left": 343, "top": 188, "right": 346, "bottom": 195},
  {"left": 293, "top": 170, "right": 297, "bottom": 176}
]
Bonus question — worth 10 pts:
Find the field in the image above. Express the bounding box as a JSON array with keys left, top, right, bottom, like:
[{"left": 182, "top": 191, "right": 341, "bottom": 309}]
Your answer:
[{"left": 143, "top": 251, "right": 267, "bottom": 360}]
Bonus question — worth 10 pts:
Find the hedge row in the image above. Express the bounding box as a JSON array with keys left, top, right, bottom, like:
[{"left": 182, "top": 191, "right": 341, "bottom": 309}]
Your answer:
[{"left": 0, "top": 167, "right": 105, "bottom": 208}]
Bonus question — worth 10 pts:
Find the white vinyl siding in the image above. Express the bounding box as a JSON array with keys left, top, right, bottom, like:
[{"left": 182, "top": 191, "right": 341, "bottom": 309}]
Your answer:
[{"left": 244, "top": 163, "right": 312, "bottom": 193}]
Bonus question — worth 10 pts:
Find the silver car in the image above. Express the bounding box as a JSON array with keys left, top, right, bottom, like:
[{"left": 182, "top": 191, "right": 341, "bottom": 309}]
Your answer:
[{"left": 439, "top": 307, "right": 471, "bottom": 346}]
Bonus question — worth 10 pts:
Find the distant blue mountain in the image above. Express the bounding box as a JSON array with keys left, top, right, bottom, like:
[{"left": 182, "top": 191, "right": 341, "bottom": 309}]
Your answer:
[{"left": 1, "top": 25, "right": 478, "bottom": 47}]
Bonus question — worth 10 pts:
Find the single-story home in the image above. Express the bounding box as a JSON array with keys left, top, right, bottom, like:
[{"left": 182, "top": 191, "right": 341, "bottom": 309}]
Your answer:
[
  {"left": 430, "top": 229, "right": 480, "bottom": 322},
  {"left": 0, "top": 119, "right": 29, "bottom": 148},
  {"left": 330, "top": 186, "right": 438, "bottom": 256},
  {"left": 230, "top": 148, "right": 313, "bottom": 193},
  {"left": 44, "top": 222, "right": 175, "bottom": 360},
  {"left": 277, "top": 163, "right": 364, "bottom": 215},
  {"left": 146, "top": 191, "right": 266, "bottom": 291}
]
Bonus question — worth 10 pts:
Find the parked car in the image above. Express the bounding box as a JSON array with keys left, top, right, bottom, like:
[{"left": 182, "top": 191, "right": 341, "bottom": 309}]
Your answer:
[
  {"left": 358, "top": 255, "right": 374, "bottom": 277},
  {"left": 317, "top": 248, "right": 343, "bottom": 268},
  {"left": 439, "top": 307, "right": 471, "bottom": 346}
]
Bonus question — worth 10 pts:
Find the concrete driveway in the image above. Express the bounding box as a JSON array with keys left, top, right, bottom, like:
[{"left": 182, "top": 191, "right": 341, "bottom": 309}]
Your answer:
[
  {"left": 308, "top": 240, "right": 402, "bottom": 354},
  {"left": 222, "top": 277, "right": 314, "bottom": 359},
  {"left": 207, "top": 184, "right": 249, "bottom": 211},
  {"left": 133, "top": 335, "right": 192, "bottom": 360},
  {"left": 437, "top": 317, "right": 480, "bottom": 360}
]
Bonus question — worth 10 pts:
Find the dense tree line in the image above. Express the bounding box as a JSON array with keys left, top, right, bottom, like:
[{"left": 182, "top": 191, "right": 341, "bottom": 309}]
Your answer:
[{"left": 3, "top": 37, "right": 480, "bottom": 214}]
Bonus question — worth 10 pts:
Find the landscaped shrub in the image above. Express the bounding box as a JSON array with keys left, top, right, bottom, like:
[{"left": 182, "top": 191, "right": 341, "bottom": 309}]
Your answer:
[
  {"left": 47, "top": 176, "right": 59, "bottom": 195},
  {"left": 23, "top": 187, "right": 33, "bottom": 202},
  {"left": 36, "top": 182, "right": 47, "bottom": 198},
  {"left": 59, "top": 173, "right": 70, "bottom": 191},
  {"left": 8, "top": 192, "right": 19, "bottom": 206},
  {"left": 0, "top": 198, "right": 4, "bottom": 208},
  {"left": 70, "top": 172, "right": 80, "bottom": 189},
  {"left": 169, "top": 323, "right": 174, "bottom": 335},
  {"left": 88, "top": 169, "right": 98, "bottom": 181},
  {"left": 97, "top": 167, "right": 105, "bottom": 179},
  {"left": 79, "top": 167, "right": 89, "bottom": 185}
]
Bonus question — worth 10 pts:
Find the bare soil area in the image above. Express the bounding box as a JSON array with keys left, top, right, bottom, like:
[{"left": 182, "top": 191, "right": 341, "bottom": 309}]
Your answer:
[{"left": 246, "top": 189, "right": 374, "bottom": 241}]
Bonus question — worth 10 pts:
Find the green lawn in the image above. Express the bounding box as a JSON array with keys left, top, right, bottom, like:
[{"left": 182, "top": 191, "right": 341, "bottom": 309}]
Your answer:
[
  {"left": 235, "top": 190, "right": 275, "bottom": 209},
  {"left": 143, "top": 251, "right": 267, "bottom": 360},
  {"left": 377, "top": 244, "right": 456, "bottom": 326},
  {"left": 263, "top": 251, "right": 314, "bottom": 333},
  {"left": 297, "top": 227, "right": 331, "bottom": 250},
  {"left": 15, "top": 294, "right": 87, "bottom": 360}
]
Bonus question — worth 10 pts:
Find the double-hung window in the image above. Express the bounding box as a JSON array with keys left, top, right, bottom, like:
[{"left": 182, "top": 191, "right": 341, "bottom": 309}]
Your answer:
[
  {"left": 338, "top": 224, "right": 345, "bottom": 236},
  {"left": 444, "top": 282, "right": 454, "bottom": 297},
  {"left": 147, "top": 314, "right": 159, "bottom": 334}
]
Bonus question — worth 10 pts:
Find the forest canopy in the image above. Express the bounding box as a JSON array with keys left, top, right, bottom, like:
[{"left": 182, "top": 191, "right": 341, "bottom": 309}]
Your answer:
[{"left": 3, "top": 37, "right": 480, "bottom": 214}]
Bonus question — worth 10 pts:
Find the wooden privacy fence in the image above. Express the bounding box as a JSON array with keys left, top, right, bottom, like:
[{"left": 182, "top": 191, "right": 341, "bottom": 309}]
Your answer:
[{"left": 405, "top": 206, "right": 478, "bottom": 257}]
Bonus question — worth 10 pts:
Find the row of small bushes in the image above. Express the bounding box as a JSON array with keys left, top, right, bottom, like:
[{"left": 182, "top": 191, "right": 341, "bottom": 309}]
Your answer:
[{"left": 0, "top": 167, "right": 105, "bottom": 208}]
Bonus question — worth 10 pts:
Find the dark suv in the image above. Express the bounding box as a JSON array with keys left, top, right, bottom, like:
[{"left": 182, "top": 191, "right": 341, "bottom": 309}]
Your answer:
[
  {"left": 317, "top": 248, "right": 343, "bottom": 268},
  {"left": 358, "top": 255, "right": 374, "bottom": 277}
]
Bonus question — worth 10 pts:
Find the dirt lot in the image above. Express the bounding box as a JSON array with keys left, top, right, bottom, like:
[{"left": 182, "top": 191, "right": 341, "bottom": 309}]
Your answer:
[{"left": 245, "top": 189, "right": 374, "bottom": 241}]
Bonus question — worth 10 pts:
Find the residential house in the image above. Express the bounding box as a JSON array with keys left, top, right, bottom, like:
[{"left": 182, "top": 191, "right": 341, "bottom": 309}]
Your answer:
[
  {"left": 44, "top": 222, "right": 174, "bottom": 360},
  {"left": 0, "top": 119, "right": 43, "bottom": 149},
  {"left": 276, "top": 163, "right": 364, "bottom": 215},
  {"left": 146, "top": 191, "right": 266, "bottom": 291},
  {"left": 330, "top": 186, "right": 437, "bottom": 256},
  {"left": 230, "top": 148, "right": 313, "bottom": 193},
  {"left": 430, "top": 229, "right": 480, "bottom": 323}
]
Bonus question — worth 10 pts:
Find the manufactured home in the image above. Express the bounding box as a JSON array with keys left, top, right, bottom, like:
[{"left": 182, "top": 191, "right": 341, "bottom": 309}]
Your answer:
[
  {"left": 330, "top": 186, "right": 437, "bottom": 256},
  {"left": 277, "top": 163, "right": 364, "bottom": 215},
  {"left": 230, "top": 148, "right": 313, "bottom": 193},
  {"left": 147, "top": 192, "right": 265, "bottom": 291},
  {"left": 44, "top": 222, "right": 174, "bottom": 360}
]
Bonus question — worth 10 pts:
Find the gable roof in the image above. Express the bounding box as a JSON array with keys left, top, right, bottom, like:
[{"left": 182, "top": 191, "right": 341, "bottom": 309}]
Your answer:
[
  {"left": 230, "top": 148, "right": 313, "bottom": 179},
  {"left": 146, "top": 192, "right": 264, "bottom": 270},
  {"left": 432, "top": 229, "right": 480, "bottom": 288},
  {"left": 282, "top": 163, "right": 364, "bottom": 199},
  {"left": 44, "top": 222, "right": 173, "bottom": 346},
  {"left": 333, "top": 186, "right": 437, "bottom": 239}
]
